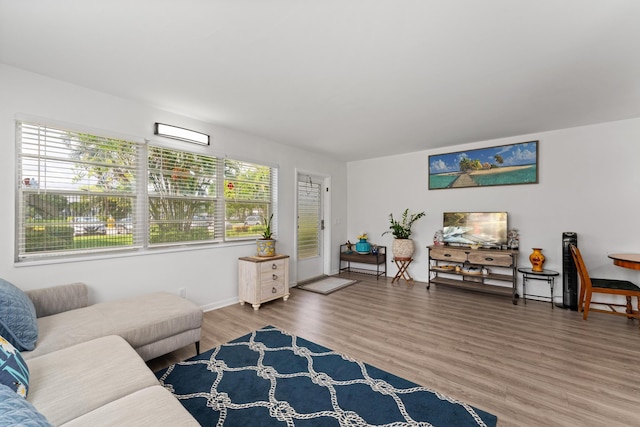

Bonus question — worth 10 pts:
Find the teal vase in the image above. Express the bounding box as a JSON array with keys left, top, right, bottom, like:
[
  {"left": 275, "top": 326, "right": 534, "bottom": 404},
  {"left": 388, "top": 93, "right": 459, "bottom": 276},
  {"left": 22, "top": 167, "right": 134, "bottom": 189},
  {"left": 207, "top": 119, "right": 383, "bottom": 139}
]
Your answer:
[{"left": 355, "top": 239, "right": 371, "bottom": 254}]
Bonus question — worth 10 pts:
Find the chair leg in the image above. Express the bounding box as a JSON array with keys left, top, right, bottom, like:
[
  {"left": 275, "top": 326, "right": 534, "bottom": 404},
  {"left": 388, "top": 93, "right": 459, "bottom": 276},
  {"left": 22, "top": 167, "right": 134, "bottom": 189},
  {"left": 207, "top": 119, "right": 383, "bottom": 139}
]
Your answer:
[
  {"left": 626, "top": 296, "right": 633, "bottom": 319},
  {"left": 583, "top": 290, "right": 592, "bottom": 320},
  {"left": 578, "top": 284, "right": 585, "bottom": 313},
  {"left": 195, "top": 341, "right": 200, "bottom": 355}
]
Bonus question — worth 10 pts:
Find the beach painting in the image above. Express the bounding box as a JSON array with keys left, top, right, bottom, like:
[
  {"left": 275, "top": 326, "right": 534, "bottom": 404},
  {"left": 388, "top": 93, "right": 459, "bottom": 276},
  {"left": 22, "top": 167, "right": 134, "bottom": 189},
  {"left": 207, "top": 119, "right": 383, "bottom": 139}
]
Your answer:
[{"left": 428, "top": 140, "right": 538, "bottom": 190}]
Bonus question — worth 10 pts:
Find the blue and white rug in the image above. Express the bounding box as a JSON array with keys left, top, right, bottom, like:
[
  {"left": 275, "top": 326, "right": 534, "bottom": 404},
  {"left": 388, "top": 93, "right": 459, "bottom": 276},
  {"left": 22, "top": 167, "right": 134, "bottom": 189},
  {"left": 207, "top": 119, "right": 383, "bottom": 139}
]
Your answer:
[{"left": 155, "top": 326, "right": 497, "bottom": 426}]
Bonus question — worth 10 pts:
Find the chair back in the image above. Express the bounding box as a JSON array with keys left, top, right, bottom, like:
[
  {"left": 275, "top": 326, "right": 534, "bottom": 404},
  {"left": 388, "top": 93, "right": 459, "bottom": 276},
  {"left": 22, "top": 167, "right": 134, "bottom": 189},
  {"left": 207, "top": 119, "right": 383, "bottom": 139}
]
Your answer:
[{"left": 569, "top": 244, "right": 591, "bottom": 291}]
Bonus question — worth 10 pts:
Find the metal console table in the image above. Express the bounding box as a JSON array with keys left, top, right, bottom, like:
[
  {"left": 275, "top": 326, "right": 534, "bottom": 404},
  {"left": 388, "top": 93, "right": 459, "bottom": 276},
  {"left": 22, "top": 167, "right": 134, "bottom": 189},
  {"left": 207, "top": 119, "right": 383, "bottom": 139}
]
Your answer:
[
  {"left": 518, "top": 267, "right": 560, "bottom": 308},
  {"left": 339, "top": 244, "right": 386, "bottom": 279}
]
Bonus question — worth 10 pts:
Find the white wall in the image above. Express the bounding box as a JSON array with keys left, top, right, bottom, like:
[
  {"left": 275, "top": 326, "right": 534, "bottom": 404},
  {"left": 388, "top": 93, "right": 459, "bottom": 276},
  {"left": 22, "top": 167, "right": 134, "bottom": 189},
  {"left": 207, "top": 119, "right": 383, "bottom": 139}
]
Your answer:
[
  {"left": 0, "top": 64, "right": 348, "bottom": 310},
  {"left": 3, "top": 62, "right": 638, "bottom": 309},
  {"left": 348, "top": 118, "right": 640, "bottom": 301}
]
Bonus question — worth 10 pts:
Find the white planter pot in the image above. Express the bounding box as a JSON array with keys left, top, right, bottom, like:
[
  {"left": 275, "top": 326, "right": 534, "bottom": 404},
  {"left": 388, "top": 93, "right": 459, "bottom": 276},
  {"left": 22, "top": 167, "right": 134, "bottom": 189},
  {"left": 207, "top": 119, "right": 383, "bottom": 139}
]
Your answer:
[{"left": 392, "top": 238, "right": 414, "bottom": 259}]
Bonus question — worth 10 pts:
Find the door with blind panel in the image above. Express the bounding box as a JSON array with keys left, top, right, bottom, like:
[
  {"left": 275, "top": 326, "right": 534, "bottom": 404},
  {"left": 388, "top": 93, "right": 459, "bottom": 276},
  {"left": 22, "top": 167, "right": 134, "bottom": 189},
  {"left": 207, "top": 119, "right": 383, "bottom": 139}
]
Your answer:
[{"left": 297, "top": 173, "right": 325, "bottom": 282}]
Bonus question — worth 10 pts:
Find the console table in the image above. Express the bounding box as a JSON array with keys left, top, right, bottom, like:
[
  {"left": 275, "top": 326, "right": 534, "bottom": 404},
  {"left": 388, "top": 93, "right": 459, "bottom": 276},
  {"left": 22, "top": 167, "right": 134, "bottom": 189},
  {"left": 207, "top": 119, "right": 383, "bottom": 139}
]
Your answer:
[
  {"left": 428, "top": 245, "right": 519, "bottom": 304},
  {"left": 518, "top": 267, "right": 559, "bottom": 308},
  {"left": 339, "top": 244, "right": 386, "bottom": 279}
]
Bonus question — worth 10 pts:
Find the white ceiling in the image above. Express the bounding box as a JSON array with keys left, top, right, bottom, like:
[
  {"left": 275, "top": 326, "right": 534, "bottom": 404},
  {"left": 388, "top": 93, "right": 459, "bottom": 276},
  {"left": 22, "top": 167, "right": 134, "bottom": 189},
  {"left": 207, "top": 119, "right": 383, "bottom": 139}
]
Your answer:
[{"left": 1, "top": 1, "right": 640, "bottom": 161}]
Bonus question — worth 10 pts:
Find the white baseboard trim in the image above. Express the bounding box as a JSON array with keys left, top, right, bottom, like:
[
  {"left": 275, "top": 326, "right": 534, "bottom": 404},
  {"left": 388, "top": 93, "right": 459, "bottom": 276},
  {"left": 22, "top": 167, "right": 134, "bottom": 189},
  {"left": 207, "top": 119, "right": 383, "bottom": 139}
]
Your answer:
[{"left": 201, "top": 296, "right": 238, "bottom": 313}]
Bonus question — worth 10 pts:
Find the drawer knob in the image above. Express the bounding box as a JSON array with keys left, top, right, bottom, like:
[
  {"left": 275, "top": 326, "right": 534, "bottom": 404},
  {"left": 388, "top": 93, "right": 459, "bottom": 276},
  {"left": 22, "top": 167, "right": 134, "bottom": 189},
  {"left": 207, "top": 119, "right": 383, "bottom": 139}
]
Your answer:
[
  {"left": 272, "top": 274, "right": 278, "bottom": 280},
  {"left": 272, "top": 287, "right": 277, "bottom": 294},
  {"left": 485, "top": 257, "right": 494, "bottom": 261},
  {"left": 272, "top": 263, "right": 277, "bottom": 269},
  {"left": 444, "top": 254, "right": 452, "bottom": 257}
]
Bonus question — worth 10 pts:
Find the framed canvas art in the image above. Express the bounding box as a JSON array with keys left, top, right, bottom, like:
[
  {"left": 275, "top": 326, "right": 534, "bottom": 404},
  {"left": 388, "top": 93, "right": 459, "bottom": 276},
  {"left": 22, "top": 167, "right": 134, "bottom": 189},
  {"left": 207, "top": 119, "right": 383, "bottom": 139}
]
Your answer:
[{"left": 428, "top": 140, "right": 538, "bottom": 190}]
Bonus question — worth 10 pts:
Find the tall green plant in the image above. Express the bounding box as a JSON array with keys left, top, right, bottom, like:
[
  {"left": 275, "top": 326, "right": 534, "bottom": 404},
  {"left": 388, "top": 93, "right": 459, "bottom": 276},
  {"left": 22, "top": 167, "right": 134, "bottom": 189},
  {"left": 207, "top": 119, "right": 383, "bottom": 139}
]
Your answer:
[
  {"left": 382, "top": 209, "right": 425, "bottom": 239},
  {"left": 261, "top": 214, "right": 274, "bottom": 239}
]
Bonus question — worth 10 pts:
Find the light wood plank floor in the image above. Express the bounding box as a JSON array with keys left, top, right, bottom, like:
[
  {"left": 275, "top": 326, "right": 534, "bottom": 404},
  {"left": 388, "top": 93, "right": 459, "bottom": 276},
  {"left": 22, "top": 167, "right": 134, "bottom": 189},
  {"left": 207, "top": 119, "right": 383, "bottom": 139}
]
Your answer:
[{"left": 147, "top": 274, "right": 640, "bottom": 427}]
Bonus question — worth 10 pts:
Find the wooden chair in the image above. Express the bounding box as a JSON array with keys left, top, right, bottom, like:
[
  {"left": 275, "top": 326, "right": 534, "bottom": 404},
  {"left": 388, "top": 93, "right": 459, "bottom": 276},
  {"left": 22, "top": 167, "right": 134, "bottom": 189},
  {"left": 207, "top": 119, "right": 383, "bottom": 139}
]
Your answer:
[{"left": 569, "top": 244, "right": 640, "bottom": 323}]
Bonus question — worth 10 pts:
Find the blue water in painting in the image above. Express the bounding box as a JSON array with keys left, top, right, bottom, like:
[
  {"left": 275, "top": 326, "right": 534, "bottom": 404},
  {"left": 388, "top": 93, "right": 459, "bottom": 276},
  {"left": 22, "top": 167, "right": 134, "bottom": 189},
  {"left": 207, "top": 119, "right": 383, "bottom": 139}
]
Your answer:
[
  {"left": 429, "top": 165, "right": 537, "bottom": 189},
  {"left": 429, "top": 174, "right": 458, "bottom": 189},
  {"left": 473, "top": 165, "right": 537, "bottom": 186}
]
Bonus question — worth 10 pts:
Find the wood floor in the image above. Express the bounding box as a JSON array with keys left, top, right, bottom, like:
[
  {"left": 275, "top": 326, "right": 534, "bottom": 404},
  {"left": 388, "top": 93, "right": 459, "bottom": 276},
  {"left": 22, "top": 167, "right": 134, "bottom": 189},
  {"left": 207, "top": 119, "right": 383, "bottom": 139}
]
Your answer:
[{"left": 147, "top": 273, "right": 640, "bottom": 427}]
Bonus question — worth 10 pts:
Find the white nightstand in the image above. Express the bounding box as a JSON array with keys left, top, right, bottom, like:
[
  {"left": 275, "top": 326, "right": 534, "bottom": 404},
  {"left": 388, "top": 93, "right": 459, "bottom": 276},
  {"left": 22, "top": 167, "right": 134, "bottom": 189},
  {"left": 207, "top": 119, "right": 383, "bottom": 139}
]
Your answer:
[{"left": 238, "top": 254, "right": 290, "bottom": 310}]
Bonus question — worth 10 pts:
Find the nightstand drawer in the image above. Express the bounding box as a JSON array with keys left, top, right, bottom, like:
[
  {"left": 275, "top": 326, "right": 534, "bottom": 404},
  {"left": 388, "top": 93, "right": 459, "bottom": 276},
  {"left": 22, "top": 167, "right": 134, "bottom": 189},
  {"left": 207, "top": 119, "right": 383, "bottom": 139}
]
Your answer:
[
  {"left": 261, "top": 281, "right": 286, "bottom": 300},
  {"left": 260, "top": 259, "right": 286, "bottom": 275},
  {"left": 261, "top": 271, "right": 285, "bottom": 286}
]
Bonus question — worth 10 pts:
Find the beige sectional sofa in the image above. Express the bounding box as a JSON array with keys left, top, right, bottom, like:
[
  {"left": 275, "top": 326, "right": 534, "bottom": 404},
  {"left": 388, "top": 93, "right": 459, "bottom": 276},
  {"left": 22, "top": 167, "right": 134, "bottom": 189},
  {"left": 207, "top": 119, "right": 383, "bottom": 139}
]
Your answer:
[{"left": 19, "top": 283, "right": 203, "bottom": 426}]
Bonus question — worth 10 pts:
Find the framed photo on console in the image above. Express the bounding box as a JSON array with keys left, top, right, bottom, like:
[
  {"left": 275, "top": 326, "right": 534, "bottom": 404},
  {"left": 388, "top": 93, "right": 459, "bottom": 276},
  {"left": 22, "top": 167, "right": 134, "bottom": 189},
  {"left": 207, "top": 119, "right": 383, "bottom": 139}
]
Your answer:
[{"left": 428, "top": 140, "right": 538, "bottom": 190}]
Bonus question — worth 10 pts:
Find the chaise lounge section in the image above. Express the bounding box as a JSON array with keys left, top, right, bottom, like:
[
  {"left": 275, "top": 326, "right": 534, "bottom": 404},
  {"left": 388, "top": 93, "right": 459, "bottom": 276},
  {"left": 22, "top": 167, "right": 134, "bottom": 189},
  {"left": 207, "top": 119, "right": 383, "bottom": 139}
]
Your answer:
[
  {"left": 0, "top": 279, "right": 203, "bottom": 426},
  {"left": 23, "top": 283, "right": 203, "bottom": 361}
]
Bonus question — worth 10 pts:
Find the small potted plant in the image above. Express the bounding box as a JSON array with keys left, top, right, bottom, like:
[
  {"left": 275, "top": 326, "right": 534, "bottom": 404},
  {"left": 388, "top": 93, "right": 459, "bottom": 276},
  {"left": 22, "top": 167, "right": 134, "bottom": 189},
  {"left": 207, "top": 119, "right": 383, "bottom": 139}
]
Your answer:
[
  {"left": 382, "top": 209, "right": 426, "bottom": 259},
  {"left": 256, "top": 214, "right": 276, "bottom": 257}
]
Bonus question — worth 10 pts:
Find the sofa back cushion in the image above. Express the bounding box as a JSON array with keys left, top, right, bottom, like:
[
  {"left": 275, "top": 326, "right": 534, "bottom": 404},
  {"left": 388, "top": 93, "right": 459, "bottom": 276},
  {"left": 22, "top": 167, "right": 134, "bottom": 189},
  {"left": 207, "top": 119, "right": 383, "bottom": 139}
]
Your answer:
[
  {"left": 0, "top": 384, "right": 51, "bottom": 426},
  {"left": 0, "top": 279, "right": 38, "bottom": 351}
]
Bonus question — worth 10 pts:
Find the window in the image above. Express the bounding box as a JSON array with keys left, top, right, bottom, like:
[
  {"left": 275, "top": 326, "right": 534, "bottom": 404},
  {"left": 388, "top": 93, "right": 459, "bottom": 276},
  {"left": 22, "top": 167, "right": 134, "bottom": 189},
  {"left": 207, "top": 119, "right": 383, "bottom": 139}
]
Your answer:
[
  {"left": 223, "top": 159, "right": 277, "bottom": 240},
  {"left": 17, "top": 122, "right": 141, "bottom": 260},
  {"left": 297, "top": 176, "right": 321, "bottom": 259},
  {"left": 16, "top": 120, "right": 278, "bottom": 261},
  {"left": 147, "top": 146, "right": 220, "bottom": 245}
]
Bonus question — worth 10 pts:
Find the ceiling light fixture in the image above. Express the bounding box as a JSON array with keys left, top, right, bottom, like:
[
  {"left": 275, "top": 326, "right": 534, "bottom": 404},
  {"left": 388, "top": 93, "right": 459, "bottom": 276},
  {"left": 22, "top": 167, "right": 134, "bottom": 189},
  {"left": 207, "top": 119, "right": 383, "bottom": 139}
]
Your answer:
[{"left": 154, "top": 123, "right": 210, "bottom": 146}]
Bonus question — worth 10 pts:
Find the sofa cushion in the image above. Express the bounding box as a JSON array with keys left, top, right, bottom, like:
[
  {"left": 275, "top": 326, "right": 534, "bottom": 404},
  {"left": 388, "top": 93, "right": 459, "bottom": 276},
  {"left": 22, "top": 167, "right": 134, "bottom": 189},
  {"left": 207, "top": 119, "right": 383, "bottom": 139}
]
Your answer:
[
  {"left": 23, "top": 292, "right": 202, "bottom": 360},
  {"left": 27, "top": 335, "right": 159, "bottom": 426},
  {"left": 26, "top": 283, "right": 88, "bottom": 318},
  {"left": 0, "top": 384, "right": 52, "bottom": 427},
  {"left": 94, "top": 292, "right": 202, "bottom": 349},
  {"left": 23, "top": 305, "right": 111, "bottom": 360},
  {"left": 60, "top": 385, "right": 199, "bottom": 427},
  {"left": 0, "top": 335, "right": 29, "bottom": 397},
  {"left": 0, "top": 278, "right": 38, "bottom": 351}
]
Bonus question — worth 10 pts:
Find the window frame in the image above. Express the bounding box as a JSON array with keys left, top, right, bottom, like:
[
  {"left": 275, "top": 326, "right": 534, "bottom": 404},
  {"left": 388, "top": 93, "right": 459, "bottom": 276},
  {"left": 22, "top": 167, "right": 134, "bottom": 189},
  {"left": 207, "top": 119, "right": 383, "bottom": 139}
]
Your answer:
[{"left": 223, "top": 158, "right": 278, "bottom": 242}]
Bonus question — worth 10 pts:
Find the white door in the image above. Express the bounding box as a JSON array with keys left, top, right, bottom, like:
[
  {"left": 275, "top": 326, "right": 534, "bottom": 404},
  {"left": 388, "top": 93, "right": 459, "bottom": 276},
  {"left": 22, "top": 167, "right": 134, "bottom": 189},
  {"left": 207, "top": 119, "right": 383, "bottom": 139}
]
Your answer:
[{"left": 296, "top": 173, "right": 325, "bottom": 282}]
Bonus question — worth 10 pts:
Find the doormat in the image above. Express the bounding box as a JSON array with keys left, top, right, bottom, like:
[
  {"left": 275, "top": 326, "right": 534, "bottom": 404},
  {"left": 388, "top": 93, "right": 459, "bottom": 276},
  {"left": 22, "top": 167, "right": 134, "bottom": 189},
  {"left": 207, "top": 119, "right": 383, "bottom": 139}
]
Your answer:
[{"left": 297, "top": 276, "right": 358, "bottom": 295}]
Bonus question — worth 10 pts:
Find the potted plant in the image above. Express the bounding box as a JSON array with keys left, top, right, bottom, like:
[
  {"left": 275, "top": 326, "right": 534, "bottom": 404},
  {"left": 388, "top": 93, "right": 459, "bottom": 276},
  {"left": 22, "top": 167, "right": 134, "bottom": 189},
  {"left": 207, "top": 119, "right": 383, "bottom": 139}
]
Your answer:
[
  {"left": 382, "top": 209, "right": 425, "bottom": 259},
  {"left": 256, "top": 214, "right": 276, "bottom": 257}
]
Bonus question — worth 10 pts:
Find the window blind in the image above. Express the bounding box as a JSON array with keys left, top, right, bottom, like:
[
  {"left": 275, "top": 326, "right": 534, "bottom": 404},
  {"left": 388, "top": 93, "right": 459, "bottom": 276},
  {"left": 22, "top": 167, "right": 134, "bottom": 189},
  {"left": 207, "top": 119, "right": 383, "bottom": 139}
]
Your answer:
[
  {"left": 16, "top": 120, "right": 279, "bottom": 261},
  {"left": 16, "top": 121, "right": 143, "bottom": 260},
  {"left": 297, "top": 177, "right": 321, "bottom": 259},
  {"left": 223, "top": 159, "right": 277, "bottom": 240},
  {"left": 147, "top": 145, "right": 221, "bottom": 245}
]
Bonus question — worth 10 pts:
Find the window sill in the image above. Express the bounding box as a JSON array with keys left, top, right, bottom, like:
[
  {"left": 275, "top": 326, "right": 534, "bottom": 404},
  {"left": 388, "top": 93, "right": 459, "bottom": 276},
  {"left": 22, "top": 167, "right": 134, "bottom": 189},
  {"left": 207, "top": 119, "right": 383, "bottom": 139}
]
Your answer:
[{"left": 14, "top": 240, "right": 255, "bottom": 267}]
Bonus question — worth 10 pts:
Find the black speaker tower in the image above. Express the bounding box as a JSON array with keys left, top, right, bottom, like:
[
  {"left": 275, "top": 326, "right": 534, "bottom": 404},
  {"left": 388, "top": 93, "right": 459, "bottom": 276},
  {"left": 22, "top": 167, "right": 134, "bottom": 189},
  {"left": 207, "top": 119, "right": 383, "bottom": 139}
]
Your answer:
[{"left": 560, "top": 232, "right": 578, "bottom": 310}]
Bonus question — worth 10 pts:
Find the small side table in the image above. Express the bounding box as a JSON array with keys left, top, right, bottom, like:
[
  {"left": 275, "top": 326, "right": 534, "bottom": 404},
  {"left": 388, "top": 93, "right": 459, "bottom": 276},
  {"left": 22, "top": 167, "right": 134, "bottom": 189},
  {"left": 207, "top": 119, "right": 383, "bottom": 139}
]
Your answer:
[
  {"left": 518, "top": 268, "right": 560, "bottom": 308},
  {"left": 392, "top": 257, "right": 414, "bottom": 284},
  {"left": 238, "top": 254, "right": 290, "bottom": 310}
]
